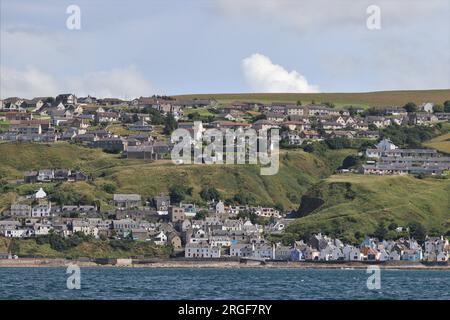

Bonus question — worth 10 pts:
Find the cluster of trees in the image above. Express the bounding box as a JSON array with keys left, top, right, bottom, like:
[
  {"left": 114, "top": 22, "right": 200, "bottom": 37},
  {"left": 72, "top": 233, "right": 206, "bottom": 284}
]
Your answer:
[
  {"left": 49, "top": 185, "right": 95, "bottom": 206},
  {"left": 372, "top": 221, "right": 429, "bottom": 243},
  {"left": 381, "top": 123, "right": 446, "bottom": 148},
  {"left": 402, "top": 101, "right": 450, "bottom": 113},
  {"left": 34, "top": 232, "right": 93, "bottom": 251},
  {"left": 187, "top": 111, "right": 215, "bottom": 123}
]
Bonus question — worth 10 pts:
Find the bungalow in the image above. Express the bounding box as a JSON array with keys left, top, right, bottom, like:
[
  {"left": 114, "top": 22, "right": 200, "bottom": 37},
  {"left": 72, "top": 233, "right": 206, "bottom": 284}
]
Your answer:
[
  {"left": 113, "top": 194, "right": 141, "bottom": 209},
  {"left": 281, "top": 130, "right": 304, "bottom": 146},
  {"left": 95, "top": 111, "right": 120, "bottom": 123},
  {"left": 300, "top": 130, "right": 321, "bottom": 140},
  {"left": 90, "top": 137, "right": 126, "bottom": 152},
  {"left": 282, "top": 120, "right": 305, "bottom": 131},
  {"left": 56, "top": 93, "right": 77, "bottom": 105},
  {"left": 365, "top": 116, "right": 388, "bottom": 128},
  {"left": 129, "top": 119, "right": 153, "bottom": 132},
  {"left": 130, "top": 228, "right": 149, "bottom": 241}
]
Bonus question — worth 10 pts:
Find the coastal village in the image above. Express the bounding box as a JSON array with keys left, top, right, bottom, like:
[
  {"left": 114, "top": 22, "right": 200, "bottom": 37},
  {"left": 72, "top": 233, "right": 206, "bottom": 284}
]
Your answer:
[
  {"left": 0, "top": 186, "right": 449, "bottom": 264},
  {"left": 0, "top": 94, "right": 449, "bottom": 264}
]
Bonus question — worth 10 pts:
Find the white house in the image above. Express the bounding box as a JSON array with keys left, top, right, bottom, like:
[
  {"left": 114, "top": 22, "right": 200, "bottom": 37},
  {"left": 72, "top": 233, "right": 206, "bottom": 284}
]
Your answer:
[
  {"left": 34, "top": 188, "right": 47, "bottom": 199},
  {"left": 31, "top": 204, "right": 52, "bottom": 217},
  {"left": 379, "top": 249, "right": 390, "bottom": 261},
  {"left": 349, "top": 248, "right": 363, "bottom": 261},
  {"left": 420, "top": 102, "right": 434, "bottom": 113},
  {"left": 185, "top": 243, "right": 221, "bottom": 258},
  {"left": 215, "top": 201, "right": 225, "bottom": 214},
  {"left": 153, "top": 231, "right": 167, "bottom": 245},
  {"left": 389, "top": 250, "right": 401, "bottom": 261}
]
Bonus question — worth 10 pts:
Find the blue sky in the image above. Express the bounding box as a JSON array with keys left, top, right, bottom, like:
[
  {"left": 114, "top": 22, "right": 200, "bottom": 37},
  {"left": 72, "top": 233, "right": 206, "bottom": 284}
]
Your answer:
[{"left": 1, "top": 0, "right": 449, "bottom": 98}]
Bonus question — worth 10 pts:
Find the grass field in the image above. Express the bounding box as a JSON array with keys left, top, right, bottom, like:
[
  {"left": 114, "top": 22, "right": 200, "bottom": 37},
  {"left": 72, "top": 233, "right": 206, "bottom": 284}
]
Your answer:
[
  {"left": 0, "top": 142, "right": 352, "bottom": 211},
  {"left": 287, "top": 174, "right": 450, "bottom": 241},
  {"left": 424, "top": 132, "right": 450, "bottom": 154},
  {"left": 183, "top": 107, "right": 216, "bottom": 117},
  {"left": 174, "top": 89, "right": 450, "bottom": 108}
]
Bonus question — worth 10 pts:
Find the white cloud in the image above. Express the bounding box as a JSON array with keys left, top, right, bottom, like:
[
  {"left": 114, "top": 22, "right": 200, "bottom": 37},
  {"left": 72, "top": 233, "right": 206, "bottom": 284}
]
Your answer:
[
  {"left": 0, "top": 66, "right": 153, "bottom": 99},
  {"left": 67, "top": 66, "right": 152, "bottom": 100},
  {"left": 241, "top": 53, "right": 319, "bottom": 93},
  {"left": 0, "top": 66, "right": 59, "bottom": 98}
]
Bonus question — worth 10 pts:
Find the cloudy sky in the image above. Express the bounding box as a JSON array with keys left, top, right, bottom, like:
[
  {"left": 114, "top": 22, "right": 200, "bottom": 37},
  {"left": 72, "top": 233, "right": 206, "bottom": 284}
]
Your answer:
[{"left": 0, "top": 0, "right": 449, "bottom": 99}]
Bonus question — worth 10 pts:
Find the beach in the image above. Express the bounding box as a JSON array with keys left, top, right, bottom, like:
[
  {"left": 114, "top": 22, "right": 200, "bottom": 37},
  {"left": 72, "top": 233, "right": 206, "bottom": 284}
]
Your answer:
[{"left": 0, "top": 258, "right": 448, "bottom": 270}]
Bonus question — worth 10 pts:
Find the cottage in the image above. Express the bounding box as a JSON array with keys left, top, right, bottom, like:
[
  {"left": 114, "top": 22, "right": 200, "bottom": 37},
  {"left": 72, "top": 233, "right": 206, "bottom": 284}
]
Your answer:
[
  {"left": 153, "top": 231, "right": 168, "bottom": 245},
  {"left": 113, "top": 194, "right": 141, "bottom": 209},
  {"left": 31, "top": 204, "right": 52, "bottom": 217},
  {"left": 10, "top": 204, "right": 31, "bottom": 217},
  {"left": 168, "top": 232, "right": 183, "bottom": 250}
]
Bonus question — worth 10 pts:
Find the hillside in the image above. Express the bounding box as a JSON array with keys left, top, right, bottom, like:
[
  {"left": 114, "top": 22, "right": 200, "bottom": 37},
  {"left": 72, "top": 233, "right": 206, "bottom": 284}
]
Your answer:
[
  {"left": 174, "top": 89, "right": 450, "bottom": 108},
  {"left": 287, "top": 175, "right": 450, "bottom": 243},
  {"left": 424, "top": 132, "right": 450, "bottom": 154},
  {"left": 0, "top": 142, "right": 352, "bottom": 211}
]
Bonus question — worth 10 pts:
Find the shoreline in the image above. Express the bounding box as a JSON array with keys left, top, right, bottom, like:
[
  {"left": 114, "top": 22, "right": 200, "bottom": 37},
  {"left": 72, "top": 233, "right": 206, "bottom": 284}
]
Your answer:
[{"left": 0, "top": 258, "right": 449, "bottom": 270}]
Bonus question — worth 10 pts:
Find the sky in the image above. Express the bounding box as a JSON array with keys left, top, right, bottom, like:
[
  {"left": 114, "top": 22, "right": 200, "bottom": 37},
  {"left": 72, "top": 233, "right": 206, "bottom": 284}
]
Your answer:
[{"left": 0, "top": 0, "right": 449, "bottom": 99}]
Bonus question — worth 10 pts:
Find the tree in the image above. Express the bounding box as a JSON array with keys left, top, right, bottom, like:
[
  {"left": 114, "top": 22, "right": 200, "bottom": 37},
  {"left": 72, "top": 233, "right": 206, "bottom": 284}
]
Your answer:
[
  {"left": 403, "top": 102, "right": 417, "bottom": 113},
  {"left": 169, "top": 185, "right": 193, "bottom": 204},
  {"left": 341, "top": 155, "right": 360, "bottom": 169},
  {"left": 232, "top": 193, "right": 256, "bottom": 206},
  {"left": 432, "top": 104, "right": 444, "bottom": 113},
  {"left": 374, "top": 222, "right": 387, "bottom": 240},
  {"left": 102, "top": 183, "right": 117, "bottom": 194},
  {"left": 388, "top": 222, "right": 398, "bottom": 231},
  {"left": 163, "top": 113, "right": 178, "bottom": 135},
  {"left": 296, "top": 100, "right": 302, "bottom": 106},
  {"left": 195, "top": 210, "right": 208, "bottom": 220},
  {"left": 274, "top": 202, "right": 284, "bottom": 213},
  {"left": 444, "top": 100, "right": 450, "bottom": 113},
  {"left": 408, "top": 222, "right": 426, "bottom": 243},
  {"left": 200, "top": 186, "right": 220, "bottom": 202}
]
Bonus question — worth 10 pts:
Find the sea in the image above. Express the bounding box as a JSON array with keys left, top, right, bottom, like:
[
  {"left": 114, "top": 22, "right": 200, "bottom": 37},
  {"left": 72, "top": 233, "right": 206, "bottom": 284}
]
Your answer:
[{"left": 0, "top": 268, "right": 449, "bottom": 300}]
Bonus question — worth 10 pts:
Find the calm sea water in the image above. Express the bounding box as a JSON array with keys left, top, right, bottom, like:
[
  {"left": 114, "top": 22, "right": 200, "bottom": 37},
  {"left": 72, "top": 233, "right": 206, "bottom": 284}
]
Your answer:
[{"left": 0, "top": 268, "right": 449, "bottom": 300}]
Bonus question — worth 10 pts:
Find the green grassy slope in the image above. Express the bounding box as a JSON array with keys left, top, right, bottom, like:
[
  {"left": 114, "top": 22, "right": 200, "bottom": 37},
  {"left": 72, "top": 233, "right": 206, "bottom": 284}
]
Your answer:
[
  {"left": 424, "top": 132, "right": 450, "bottom": 154},
  {"left": 0, "top": 142, "right": 350, "bottom": 211},
  {"left": 174, "top": 89, "right": 450, "bottom": 108},
  {"left": 287, "top": 175, "right": 450, "bottom": 241}
]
